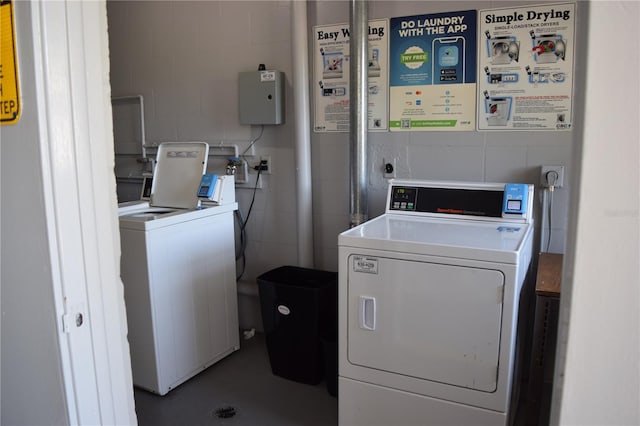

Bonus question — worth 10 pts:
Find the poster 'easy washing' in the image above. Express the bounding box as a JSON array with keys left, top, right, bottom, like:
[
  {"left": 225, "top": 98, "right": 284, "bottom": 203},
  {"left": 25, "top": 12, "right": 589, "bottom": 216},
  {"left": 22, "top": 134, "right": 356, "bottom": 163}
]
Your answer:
[
  {"left": 313, "top": 19, "right": 389, "bottom": 133},
  {"left": 389, "top": 10, "right": 477, "bottom": 131}
]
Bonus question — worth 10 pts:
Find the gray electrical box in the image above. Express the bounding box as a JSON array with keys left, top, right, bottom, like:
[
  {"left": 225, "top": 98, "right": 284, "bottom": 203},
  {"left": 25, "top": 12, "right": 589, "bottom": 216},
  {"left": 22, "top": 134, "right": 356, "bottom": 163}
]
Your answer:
[{"left": 238, "top": 70, "right": 285, "bottom": 125}]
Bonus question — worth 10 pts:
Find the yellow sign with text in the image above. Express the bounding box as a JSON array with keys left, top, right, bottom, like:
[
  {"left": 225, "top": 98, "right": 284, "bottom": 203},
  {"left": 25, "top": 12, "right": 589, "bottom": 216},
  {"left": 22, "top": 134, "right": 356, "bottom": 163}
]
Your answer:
[{"left": 1, "top": 0, "right": 20, "bottom": 124}]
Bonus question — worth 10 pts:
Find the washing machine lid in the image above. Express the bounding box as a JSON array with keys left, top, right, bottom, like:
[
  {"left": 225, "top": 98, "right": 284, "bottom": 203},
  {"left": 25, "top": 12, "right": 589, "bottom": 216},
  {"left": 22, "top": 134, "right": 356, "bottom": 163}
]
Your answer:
[
  {"left": 120, "top": 207, "right": 182, "bottom": 221},
  {"left": 150, "top": 142, "right": 209, "bottom": 209},
  {"left": 339, "top": 214, "right": 531, "bottom": 264},
  {"left": 117, "top": 200, "right": 151, "bottom": 216},
  {"left": 119, "top": 202, "right": 237, "bottom": 231}
]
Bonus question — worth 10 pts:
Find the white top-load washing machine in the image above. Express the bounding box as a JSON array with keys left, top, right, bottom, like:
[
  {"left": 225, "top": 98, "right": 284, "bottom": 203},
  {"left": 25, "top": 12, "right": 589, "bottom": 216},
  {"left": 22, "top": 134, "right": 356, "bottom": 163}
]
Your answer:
[
  {"left": 119, "top": 142, "right": 239, "bottom": 396},
  {"left": 338, "top": 179, "right": 534, "bottom": 426}
]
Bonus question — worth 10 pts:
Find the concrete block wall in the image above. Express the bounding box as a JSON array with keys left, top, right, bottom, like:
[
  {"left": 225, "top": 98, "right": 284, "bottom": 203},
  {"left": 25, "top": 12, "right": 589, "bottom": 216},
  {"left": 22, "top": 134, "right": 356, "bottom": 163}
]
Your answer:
[{"left": 107, "top": 0, "right": 576, "bottom": 330}]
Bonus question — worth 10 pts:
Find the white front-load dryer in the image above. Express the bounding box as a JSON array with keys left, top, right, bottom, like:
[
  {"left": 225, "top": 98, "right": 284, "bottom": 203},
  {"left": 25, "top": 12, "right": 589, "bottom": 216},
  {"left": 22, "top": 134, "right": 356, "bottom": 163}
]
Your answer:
[{"left": 338, "top": 180, "right": 534, "bottom": 426}]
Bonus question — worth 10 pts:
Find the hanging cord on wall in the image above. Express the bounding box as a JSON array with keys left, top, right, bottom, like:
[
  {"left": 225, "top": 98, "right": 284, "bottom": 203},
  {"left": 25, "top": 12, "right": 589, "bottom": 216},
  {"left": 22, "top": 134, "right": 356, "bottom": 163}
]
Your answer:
[
  {"left": 234, "top": 206, "right": 248, "bottom": 281},
  {"left": 242, "top": 166, "right": 263, "bottom": 232},
  {"left": 233, "top": 125, "right": 265, "bottom": 281},
  {"left": 234, "top": 166, "right": 263, "bottom": 281},
  {"left": 546, "top": 187, "right": 555, "bottom": 252},
  {"left": 241, "top": 125, "right": 265, "bottom": 160},
  {"left": 544, "top": 170, "right": 559, "bottom": 252},
  {"left": 539, "top": 188, "right": 548, "bottom": 251}
]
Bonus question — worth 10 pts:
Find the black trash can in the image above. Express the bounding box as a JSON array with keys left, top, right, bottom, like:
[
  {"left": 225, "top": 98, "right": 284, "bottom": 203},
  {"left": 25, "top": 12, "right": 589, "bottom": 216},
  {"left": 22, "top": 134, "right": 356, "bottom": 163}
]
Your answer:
[
  {"left": 320, "top": 276, "right": 338, "bottom": 396},
  {"left": 257, "top": 266, "right": 337, "bottom": 386}
]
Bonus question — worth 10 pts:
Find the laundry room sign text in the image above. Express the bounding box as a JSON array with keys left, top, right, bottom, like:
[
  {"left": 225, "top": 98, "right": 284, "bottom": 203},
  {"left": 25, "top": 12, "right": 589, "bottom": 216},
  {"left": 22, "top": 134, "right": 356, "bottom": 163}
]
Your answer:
[
  {"left": 477, "top": 3, "right": 576, "bottom": 131},
  {"left": 389, "top": 10, "right": 478, "bottom": 132},
  {"left": 313, "top": 19, "right": 389, "bottom": 133},
  {"left": 0, "top": 0, "right": 20, "bottom": 125}
]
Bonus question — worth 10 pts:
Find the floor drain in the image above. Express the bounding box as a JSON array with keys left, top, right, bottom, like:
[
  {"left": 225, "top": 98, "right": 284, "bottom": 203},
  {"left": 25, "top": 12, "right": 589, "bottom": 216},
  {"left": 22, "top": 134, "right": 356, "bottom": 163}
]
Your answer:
[{"left": 214, "top": 406, "right": 237, "bottom": 419}]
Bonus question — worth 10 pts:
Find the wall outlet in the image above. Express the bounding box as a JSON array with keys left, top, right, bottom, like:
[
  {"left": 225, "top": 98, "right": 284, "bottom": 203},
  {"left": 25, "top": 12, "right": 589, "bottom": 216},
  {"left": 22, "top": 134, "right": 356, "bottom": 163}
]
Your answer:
[
  {"left": 383, "top": 157, "right": 397, "bottom": 178},
  {"left": 250, "top": 156, "right": 271, "bottom": 175},
  {"left": 541, "top": 165, "right": 565, "bottom": 188},
  {"left": 260, "top": 156, "right": 271, "bottom": 175}
]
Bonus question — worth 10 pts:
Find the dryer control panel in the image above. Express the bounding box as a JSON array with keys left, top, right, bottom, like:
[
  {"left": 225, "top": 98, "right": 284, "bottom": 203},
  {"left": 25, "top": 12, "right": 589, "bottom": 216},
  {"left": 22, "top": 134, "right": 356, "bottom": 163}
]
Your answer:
[
  {"left": 389, "top": 187, "right": 418, "bottom": 211},
  {"left": 389, "top": 185, "right": 504, "bottom": 217},
  {"left": 387, "top": 180, "right": 533, "bottom": 222}
]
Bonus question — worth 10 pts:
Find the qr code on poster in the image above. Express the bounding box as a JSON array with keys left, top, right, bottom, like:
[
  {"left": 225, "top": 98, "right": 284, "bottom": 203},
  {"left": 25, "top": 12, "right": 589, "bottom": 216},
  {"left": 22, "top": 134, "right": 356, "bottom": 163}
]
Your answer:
[{"left": 401, "top": 119, "right": 411, "bottom": 129}]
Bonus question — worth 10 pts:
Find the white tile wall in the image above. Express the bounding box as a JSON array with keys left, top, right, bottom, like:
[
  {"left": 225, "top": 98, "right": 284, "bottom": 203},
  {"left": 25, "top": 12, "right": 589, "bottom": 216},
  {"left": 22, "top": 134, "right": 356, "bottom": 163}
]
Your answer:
[{"left": 108, "top": 0, "right": 577, "bottom": 328}]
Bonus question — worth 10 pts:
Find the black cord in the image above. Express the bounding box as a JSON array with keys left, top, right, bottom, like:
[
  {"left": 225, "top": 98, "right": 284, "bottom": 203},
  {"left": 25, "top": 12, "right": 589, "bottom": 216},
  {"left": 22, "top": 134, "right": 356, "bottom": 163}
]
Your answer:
[
  {"left": 234, "top": 208, "right": 246, "bottom": 260},
  {"left": 233, "top": 125, "right": 265, "bottom": 281},
  {"left": 234, "top": 167, "right": 262, "bottom": 281},
  {"left": 234, "top": 209, "right": 247, "bottom": 281},
  {"left": 242, "top": 166, "right": 262, "bottom": 233}
]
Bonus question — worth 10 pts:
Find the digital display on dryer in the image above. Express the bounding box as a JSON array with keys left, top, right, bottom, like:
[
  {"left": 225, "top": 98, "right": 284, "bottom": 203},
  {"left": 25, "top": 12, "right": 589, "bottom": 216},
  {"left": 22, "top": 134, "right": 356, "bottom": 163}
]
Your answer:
[{"left": 390, "top": 186, "right": 417, "bottom": 211}]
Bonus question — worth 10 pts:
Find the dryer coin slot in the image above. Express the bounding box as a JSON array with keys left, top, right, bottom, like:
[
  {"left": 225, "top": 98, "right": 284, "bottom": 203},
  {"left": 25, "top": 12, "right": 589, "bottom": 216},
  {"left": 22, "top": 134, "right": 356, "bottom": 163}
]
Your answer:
[{"left": 502, "top": 183, "right": 529, "bottom": 218}]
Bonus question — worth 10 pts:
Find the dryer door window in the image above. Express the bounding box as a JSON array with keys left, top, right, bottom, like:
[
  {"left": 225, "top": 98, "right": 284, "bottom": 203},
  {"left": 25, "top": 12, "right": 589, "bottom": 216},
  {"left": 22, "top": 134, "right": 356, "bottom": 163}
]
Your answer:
[{"left": 347, "top": 255, "right": 504, "bottom": 392}]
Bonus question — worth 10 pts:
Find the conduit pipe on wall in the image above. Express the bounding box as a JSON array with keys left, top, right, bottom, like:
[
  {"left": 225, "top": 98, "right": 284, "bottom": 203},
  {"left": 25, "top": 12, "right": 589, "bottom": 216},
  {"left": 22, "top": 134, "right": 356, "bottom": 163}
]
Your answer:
[
  {"left": 292, "top": 1, "right": 314, "bottom": 267},
  {"left": 349, "top": 0, "right": 369, "bottom": 227}
]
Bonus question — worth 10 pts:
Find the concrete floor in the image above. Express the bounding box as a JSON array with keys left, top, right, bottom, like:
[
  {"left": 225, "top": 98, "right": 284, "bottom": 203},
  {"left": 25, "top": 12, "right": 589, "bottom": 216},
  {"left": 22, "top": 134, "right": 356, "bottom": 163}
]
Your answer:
[
  {"left": 133, "top": 332, "right": 549, "bottom": 426},
  {"left": 133, "top": 332, "right": 337, "bottom": 426}
]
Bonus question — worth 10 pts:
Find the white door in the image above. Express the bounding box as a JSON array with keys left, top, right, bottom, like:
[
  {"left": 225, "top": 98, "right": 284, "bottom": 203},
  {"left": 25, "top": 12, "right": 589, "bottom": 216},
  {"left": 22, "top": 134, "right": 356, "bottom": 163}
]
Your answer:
[
  {"left": 347, "top": 254, "right": 504, "bottom": 392},
  {"left": 30, "top": 1, "right": 136, "bottom": 424}
]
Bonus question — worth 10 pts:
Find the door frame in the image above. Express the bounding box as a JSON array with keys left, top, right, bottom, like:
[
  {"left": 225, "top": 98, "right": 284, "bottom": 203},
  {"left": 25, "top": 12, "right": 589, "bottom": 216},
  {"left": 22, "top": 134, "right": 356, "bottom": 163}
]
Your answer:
[{"left": 32, "top": 1, "right": 137, "bottom": 424}]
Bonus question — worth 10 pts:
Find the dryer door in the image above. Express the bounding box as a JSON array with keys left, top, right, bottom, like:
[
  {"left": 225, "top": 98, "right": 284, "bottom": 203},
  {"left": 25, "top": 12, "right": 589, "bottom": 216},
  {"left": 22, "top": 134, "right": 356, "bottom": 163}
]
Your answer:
[{"left": 347, "top": 254, "right": 504, "bottom": 392}]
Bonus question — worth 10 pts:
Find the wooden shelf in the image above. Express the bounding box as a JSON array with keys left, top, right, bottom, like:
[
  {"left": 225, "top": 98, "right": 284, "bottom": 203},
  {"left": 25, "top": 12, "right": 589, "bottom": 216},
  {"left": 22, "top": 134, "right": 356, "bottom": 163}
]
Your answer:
[
  {"left": 526, "top": 252, "right": 564, "bottom": 425},
  {"left": 535, "top": 253, "right": 563, "bottom": 297}
]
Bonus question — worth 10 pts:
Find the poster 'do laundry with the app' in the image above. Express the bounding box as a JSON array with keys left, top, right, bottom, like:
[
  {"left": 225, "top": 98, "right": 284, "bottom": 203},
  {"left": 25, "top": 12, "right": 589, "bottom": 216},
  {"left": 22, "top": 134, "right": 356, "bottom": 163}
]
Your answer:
[
  {"left": 478, "top": 3, "right": 575, "bottom": 131},
  {"left": 389, "top": 10, "right": 477, "bottom": 131}
]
